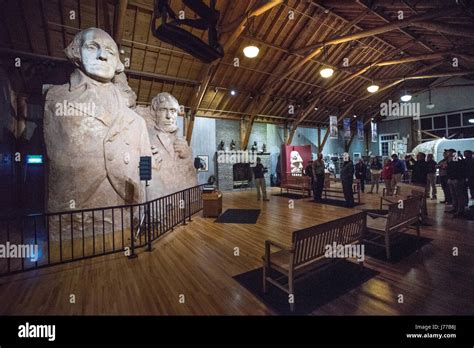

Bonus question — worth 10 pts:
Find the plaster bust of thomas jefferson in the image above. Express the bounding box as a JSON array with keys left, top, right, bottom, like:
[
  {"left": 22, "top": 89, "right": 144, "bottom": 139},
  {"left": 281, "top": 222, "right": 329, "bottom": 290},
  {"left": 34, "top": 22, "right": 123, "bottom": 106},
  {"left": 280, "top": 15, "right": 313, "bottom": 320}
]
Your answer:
[
  {"left": 43, "top": 27, "right": 152, "bottom": 215},
  {"left": 136, "top": 92, "right": 197, "bottom": 199}
]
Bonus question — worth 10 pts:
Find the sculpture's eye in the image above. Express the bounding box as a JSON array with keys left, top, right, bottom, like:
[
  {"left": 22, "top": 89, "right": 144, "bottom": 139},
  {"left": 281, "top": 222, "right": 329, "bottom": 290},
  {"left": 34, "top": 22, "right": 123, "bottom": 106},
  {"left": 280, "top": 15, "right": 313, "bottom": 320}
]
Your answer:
[{"left": 86, "top": 44, "right": 97, "bottom": 51}]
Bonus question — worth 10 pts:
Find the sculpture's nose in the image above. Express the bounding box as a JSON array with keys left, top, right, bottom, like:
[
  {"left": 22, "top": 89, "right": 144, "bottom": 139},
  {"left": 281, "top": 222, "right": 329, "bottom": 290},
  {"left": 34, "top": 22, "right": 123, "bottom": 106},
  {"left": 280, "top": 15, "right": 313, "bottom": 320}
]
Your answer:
[{"left": 97, "top": 48, "right": 108, "bottom": 61}]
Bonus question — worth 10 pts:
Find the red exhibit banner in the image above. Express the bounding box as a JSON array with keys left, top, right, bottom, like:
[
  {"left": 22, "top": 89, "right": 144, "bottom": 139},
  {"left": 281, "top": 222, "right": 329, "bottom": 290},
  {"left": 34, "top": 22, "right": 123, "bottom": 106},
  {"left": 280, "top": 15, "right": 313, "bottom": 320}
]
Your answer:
[{"left": 280, "top": 144, "right": 312, "bottom": 176}]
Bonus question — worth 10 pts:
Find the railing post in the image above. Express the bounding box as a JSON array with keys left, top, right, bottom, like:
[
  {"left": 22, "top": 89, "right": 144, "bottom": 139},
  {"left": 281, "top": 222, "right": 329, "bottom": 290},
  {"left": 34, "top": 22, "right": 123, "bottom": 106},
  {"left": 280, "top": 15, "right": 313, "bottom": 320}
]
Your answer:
[
  {"left": 128, "top": 207, "right": 137, "bottom": 259},
  {"left": 182, "top": 191, "right": 187, "bottom": 226},
  {"left": 188, "top": 187, "right": 192, "bottom": 222},
  {"left": 146, "top": 201, "right": 153, "bottom": 252}
]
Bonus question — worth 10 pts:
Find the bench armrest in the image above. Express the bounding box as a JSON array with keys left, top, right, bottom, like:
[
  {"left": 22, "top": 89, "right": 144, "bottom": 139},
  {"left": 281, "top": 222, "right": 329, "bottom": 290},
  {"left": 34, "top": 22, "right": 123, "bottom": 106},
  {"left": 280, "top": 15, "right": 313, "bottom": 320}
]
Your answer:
[
  {"left": 264, "top": 240, "right": 293, "bottom": 266},
  {"left": 265, "top": 240, "right": 293, "bottom": 252}
]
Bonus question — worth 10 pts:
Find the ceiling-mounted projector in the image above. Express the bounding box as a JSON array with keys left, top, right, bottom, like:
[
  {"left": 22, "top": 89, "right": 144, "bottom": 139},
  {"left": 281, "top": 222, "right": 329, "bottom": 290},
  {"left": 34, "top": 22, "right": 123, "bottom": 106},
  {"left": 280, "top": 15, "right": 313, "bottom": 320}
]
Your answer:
[{"left": 151, "top": 0, "right": 224, "bottom": 64}]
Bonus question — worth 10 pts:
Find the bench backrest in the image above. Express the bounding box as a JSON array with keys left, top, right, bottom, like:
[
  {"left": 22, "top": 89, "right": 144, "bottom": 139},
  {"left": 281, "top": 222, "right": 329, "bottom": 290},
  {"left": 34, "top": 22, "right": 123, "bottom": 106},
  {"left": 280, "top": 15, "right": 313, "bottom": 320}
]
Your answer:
[
  {"left": 386, "top": 196, "right": 422, "bottom": 232},
  {"left": 281, "top": 173, "right": 311, "bottom": 188},
  {"left": 291, "top": 212, "right": 366, "bottom": 267}
]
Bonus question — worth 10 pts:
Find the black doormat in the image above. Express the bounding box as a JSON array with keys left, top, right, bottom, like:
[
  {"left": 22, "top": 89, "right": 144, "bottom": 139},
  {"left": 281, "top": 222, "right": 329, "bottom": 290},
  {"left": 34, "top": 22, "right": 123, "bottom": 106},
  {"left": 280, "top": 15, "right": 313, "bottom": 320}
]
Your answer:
[
  {"left": 233, "top": 260, "right": 379, "bottom": 315},
  {"left": 308, "top": 198, "right": 363, "bottom": 207},
  {"left": 215, "top": 209, "right": 261, "bottom": 224},
  {"left": 272, "top": 193, "right": 308, "bottom": 200},
  {"left": 364, "top": 232, "right": 433, "bottom": 263}
]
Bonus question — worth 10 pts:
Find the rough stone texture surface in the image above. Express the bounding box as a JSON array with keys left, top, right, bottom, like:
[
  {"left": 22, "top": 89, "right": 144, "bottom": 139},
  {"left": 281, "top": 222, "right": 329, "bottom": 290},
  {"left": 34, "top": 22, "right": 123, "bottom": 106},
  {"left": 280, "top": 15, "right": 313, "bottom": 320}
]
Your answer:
[
  {"left": 248, "top": 123, "right": 268, "bottom": 151},
  {"left": 44, "top": 69, "right": 151, "bottom": 213},
  {"left": 135, "top": 104, "right": 197, "bottom": 200},
  {"left": 215, "top": 119, "right": 240, "bottom": 150}
]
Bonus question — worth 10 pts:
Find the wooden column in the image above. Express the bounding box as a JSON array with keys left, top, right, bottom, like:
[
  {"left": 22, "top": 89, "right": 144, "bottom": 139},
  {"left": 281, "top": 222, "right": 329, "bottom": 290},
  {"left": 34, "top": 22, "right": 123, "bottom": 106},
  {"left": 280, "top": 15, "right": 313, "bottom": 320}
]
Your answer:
[{"left": 317, "top": 127, "right": 321, "bottom": 152}]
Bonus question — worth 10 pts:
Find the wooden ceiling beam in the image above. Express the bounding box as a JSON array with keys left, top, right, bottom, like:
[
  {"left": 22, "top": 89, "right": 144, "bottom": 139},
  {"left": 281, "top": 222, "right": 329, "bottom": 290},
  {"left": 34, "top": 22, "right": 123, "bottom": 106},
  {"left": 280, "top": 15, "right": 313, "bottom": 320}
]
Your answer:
[
  {"left": 341, "top": 49, "right": 453, "bottom": 71},
  {"left": 354, "top": 61, "right": 447, "bottom": 107},
  {"left": 242, "top": 4, "right": 372, "bottom": 150},
  {"left": 356, "top": 0, "right": 436, "bottom": 53},
  {"left": 377, "top": 70, "right": 474, "bottom": 82},
  {"left": 114, "top": 0, "right": 128, "bottom": 47},
  {"left": 291, "top": 9, "right": 372, "bottom": 55},
  {"left": 268, "top": 6, "right": 459, "bottom": 87},
  {"left": 185, "top": 0, "right": 282, "bottom": 144},
  {"left": 413, "top": 21, "right": 474, "bottom": 39}
]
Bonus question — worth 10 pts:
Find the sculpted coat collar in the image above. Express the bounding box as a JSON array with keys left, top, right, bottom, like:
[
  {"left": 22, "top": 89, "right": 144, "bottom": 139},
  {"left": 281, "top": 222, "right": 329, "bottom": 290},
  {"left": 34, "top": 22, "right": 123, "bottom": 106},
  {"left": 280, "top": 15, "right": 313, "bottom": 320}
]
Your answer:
[
  {"left": 66, "top": 69, "right": 136, "bottom": 130},
  {"left": 154, "top": 126, "right": 178, "bottom": 158},
  {"left": 69, "top": 69, "right": 113, "bottom": 91}
]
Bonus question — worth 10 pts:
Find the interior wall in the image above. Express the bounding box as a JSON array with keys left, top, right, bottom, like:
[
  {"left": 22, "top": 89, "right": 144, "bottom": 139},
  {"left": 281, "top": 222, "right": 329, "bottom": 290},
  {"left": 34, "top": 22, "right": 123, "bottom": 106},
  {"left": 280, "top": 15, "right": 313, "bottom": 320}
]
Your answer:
[
  {"left": 190, "top": 117, "right": 216, "bottom": 184},
  {"left": 367, "top": 117, "right": 413, "bottom": 155},
  {"left": 412, "top": 77, "right": 474, "bottom": 116}
]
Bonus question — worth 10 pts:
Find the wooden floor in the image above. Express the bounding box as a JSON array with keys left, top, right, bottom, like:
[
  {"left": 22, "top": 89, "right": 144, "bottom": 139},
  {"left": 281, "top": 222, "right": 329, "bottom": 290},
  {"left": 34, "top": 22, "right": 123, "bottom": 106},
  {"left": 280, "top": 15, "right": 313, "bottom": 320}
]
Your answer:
[{"left": 0, "top": 187, "right": 473, "bottom": 315}]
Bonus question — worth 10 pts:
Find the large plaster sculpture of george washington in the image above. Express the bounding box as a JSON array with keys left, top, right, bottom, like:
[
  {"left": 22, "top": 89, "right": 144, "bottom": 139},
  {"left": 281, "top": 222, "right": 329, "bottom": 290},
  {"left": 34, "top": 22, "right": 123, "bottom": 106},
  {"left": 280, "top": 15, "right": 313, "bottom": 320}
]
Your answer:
[{"left": 43, "top": 28, "right": 152, "bottom": 217}]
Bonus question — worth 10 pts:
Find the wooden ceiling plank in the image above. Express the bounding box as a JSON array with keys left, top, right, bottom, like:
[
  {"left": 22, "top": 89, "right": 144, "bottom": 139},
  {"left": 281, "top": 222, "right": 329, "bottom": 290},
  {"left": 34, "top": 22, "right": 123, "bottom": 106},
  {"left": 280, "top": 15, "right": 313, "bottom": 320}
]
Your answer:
[{"left": 114, "top": 0, "right": 128, "bottom": 46}]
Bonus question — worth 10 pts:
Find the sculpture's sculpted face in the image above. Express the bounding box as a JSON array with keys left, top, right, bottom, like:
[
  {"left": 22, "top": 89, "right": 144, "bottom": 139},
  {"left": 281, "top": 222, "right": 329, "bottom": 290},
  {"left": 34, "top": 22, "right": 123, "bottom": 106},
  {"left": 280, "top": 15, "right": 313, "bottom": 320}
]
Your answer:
[
  {"left": 152, "top": 93, "right": 179, "bottom": 133},
  {"left": 290, "top": 150, "right": 303, "bottom": 174},
  {"left": 79, "top": 30, "right": 120, "bottom": 82}
]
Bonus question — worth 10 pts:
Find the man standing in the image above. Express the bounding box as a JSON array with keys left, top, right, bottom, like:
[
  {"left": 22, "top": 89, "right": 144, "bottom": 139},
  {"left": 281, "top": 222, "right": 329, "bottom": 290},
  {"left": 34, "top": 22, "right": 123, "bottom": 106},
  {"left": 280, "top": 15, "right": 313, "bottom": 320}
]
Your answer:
[
  {"left": 426, "top": 153, "right": 437, "bottom": 200},
  {"left": 437, "top": 150, "right": 452, "bottom": 205},
  {"left": 464, "top": 150, "right": 474, "bottom": 205},
  {"left": 447, "top": 149, "right": 466, "bottom": 218},
  {"left": 390, "top": 154, "right": 406, "bottom": 194},
  {"left": 305, "top": 160, "right": 314, "bottom": 198},
  {"left": 368, "top": 157, "right": 382, "bottom": 194},
  {"left": 312, "top": 153, "right": 325, "bottom": 201},
  {"left": 411, "top": 152, "right": 429, "bottom": 223},
  {"left": 341, "top": 154, "right": 355, "bottom": 208},
  {"left": 253, "top": 157, "right": 269, "bottom": 201},
  {"left": 136, "top": 92, "right": 197, "bottom": 199},
  {"left": 355, "top": 158, "right": 367, "bottom": 193}
]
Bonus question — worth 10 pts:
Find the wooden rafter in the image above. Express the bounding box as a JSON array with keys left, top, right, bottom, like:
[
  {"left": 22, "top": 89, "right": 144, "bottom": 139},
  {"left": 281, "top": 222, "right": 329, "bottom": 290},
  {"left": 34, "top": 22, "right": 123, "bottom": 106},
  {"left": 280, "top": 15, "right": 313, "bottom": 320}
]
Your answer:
[
  {"left": 268, "top": 6, "right": 459, "bottom": 87},
  {"left": 185, "top": 0, "right": 283, "bottom": 144},
  {"left": 114, "top": 0, "right": 128, "bottom": 46}
]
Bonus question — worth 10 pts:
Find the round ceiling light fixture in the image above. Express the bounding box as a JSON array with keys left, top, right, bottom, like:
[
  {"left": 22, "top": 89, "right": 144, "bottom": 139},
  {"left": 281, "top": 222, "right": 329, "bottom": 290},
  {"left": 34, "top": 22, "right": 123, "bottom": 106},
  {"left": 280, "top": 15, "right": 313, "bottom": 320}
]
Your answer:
[
  {"left": 230, "top": 89, "right": 237, "bottom": 96},
  {"left": 320, "top": 67, "right": 334, "bottom": 78},
  {"left": 401, "top": 92, "right": 412, "bottom": 102},
  {"left": 367, "top": 84, "right": 380, "bottom": 93},
  {"left": 243, "top": 45, "right": 259, "bottom": 58},
  {"left": 426, "top": 89, "right": 435, "bottom": 109}
]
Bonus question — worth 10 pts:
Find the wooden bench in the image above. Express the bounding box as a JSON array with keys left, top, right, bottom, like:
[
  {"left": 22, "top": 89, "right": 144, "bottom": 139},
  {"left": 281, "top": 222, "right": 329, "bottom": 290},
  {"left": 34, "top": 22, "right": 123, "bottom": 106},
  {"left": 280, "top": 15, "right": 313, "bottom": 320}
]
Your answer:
[
  {"left": 364, "top": 196, "right": 422, "bottom": 260},
  {"left": 322, "top": 179, "right": 361, "bottom": 204},
  {"left": 280, "top": 173, "right": 312, "bottom": 197},
  {"left": 380, "top": 183, "right": 426, "bottom": 216},
  {"left": 262, "top": 212, "right": 366, "bottom": 312}
]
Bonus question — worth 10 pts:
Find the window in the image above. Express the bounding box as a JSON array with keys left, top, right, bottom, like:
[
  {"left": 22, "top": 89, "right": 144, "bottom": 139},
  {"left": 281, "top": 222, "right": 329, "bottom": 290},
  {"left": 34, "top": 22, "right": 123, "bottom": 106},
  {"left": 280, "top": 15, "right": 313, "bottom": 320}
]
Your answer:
[
  {"left": 433, "top": 116, "right": 446, "bottom": 129},
  {"left": 420, "top": 117, "right": 432, "bottom": 130},
  {"left": 463, "top": 111, "right": 474, "bottom": 126},
  {"left": 379, "top": 133, "right": 399, "bottom": 157},
  {"left": 447, "top": 113, "right": 461, "bottom": 127}
]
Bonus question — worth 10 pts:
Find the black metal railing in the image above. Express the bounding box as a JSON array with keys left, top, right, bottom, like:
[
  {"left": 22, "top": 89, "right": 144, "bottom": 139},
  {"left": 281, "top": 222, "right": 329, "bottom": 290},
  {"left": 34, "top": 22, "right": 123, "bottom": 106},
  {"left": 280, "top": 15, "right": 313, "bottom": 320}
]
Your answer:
[{"left": 0, "top": 184, "right": 204, "bottom": 276}]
